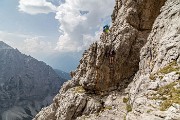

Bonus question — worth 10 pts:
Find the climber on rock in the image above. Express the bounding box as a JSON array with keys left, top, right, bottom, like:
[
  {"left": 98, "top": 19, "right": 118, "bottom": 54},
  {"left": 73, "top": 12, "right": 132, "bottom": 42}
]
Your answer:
[
  {"left": 109, "top": 48, "right": 116, "bottom": 64},
  {"left": 103, "top": 25, "right": 110, "bottom": 33},
  {"left": 105, "top": 48, "right": 110, "bottom": 58}
]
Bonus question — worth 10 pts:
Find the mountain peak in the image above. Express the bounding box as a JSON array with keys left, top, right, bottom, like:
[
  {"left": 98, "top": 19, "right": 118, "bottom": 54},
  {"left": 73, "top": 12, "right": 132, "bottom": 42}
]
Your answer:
[
  {"left": 0, "top": 41, "right": 13, "bottom": 50},
  {"left": 34, "top": 0, "right": 180, "bottom": 120},
  {"left": 0, "top": 41, "right": 64, "bottom": 119}
]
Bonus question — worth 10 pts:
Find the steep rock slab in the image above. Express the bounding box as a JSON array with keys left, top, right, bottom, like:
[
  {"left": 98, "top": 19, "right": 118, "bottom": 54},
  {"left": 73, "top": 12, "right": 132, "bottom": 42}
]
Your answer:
[
  {"left": 34, "top": 86, "right": 103, "bottom": 120},
  {"left": 77, "top": 0, "right": 166, "bottom": 92},
  {"left": 33, "top": 0, "right": 169, "bottom": 120},
  {"left": 127, "top": 0, "right": 180, "bottom": 119}
]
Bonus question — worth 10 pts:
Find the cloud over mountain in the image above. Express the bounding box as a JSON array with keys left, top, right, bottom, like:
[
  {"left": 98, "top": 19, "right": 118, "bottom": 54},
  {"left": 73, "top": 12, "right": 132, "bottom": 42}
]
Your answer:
[
  {"left": 17, "top": 0, "right": 115, "bottom": 53},
  {"left": 15, "top": 0, "right": 115, "bottom": 71},
  {"left": 55, "top": 0, "right": 115, "bottom": 52},
  {"left": 18, "top": 0, "right": 57, "bottom": 14}
]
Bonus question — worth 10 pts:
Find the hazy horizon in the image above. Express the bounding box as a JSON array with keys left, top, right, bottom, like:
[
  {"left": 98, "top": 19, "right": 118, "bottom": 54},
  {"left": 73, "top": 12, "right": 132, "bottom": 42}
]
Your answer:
[{"left": 0, "top": 0, "right": 115, "bottom": 72}]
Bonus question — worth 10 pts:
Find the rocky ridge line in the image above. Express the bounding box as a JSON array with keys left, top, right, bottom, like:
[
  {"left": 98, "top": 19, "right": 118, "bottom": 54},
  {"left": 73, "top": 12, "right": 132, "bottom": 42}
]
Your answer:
[
  {"left": 0, "top": 41, "right": 64, "bottom": 120},
  {"left": 34, "top": 0, "right": 180, "bottom": 120}
]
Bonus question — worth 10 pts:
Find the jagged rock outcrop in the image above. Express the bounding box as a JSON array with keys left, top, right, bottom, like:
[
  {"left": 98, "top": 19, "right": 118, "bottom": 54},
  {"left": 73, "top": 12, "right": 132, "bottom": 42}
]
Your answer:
[
  {"left": 127, "top": 0, "right": 180, "bottom": 119},
  {"left": 34, "top": 0, "right": 180, "bottom": 120},
  {"left": 76, "top": 0, "right": 166, "bottom": 92},
  {"left": 0, "top": 41, "right": 65, "bottom": 120}
]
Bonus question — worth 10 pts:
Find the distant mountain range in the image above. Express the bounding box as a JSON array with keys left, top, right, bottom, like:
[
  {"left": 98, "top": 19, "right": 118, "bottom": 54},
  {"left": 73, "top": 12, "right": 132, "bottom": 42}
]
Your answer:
[
  {"left": 54, "top": 69, "right": 71, "bottom": 80},
  {"left": 0, "top": 41, "right": 67, "bottom": 120}
]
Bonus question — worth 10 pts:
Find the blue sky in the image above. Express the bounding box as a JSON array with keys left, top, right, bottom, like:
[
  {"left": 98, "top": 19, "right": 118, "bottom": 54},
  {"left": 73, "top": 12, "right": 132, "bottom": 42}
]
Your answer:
[{"left": 0, "top": 0, "right": 115, "bottom": 72}]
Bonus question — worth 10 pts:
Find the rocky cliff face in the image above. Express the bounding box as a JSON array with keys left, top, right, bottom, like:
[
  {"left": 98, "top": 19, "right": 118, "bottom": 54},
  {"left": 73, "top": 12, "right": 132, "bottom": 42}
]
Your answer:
[
  {"left": 34, "top": 0, "right": 180, "bottom": 120},
  {"left": 127, "top": 0, "right": 180, "bottom": 119},
  {"left": 0, "top": 41, "right": 64, "bottom": 120}
]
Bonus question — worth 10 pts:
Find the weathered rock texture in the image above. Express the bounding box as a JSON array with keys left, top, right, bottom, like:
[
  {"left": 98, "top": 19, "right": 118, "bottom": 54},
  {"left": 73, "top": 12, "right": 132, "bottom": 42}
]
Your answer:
[
  {"left": 77, "top": 0, "right": 166, "bottom": 92},
  {"left": 127, "top": 0, "right": 180, "bottom": 119},
  {"left": 34, "top": 0, "right": 180, "bottom": 120}
]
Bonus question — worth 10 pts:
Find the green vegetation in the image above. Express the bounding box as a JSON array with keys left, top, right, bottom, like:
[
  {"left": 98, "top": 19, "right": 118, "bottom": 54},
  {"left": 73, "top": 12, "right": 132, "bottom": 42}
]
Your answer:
[
  {"left": 123, "top": 97, "right": 129, "bottom": 103},
  {"left": 124, "top": 115, "right": 126, "bottom": 120},
  {"left": 101, "top": 106, "right": 112, "bottom": 111},
  {"left": 159, "top": 82, "right": 180, "bottom": 111},
  {"left": 176, "top": 71, "right": 180, "bottom": 75},
  {"left": 75, "top": 86, "right": 85, "bottom": 93},
  {"left": 80, "top": 115, "right": 90, "bottom": 120},
  {"left": 148, "top": 61, "right": 180, "bottom": 111},
  {"left": 150, "top": 82, "right": 180, "bottom": 111},
  {"left": 123, "top": 97, "right": 132, "bottom": 112},
  {"left": 95, "top": 112, "right": 100, "bottom": 116},
  {"left": 149, "top": 61, "right": 180, "bottom": 81},
  {"left": 149, "top": 74, "right": 156, "bottom": 80},
  {"left": 159, "top": 61, "right": 179, "bottom": 74},
  {"left": 147, "top": 109, "right": 152, "bottom": 113},
  {"left": 99, "top": 105, "right": 113, "bottom": 113},
  {"left": 159, "top": 75, "right": 164, "bottom": 80},
  {"left": 126, "top": 104, "right": 132, "bottom": 112},
  {"left": 104, "top": 106, "right": 112, "bottom": 110}
]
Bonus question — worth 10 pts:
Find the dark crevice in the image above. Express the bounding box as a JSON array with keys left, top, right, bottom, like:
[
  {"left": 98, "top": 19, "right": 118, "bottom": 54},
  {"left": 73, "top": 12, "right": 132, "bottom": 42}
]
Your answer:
[
  {"left": 114, "top": 0, "right": 167, "bottom": 93},
  {"left": 72, "top": 98, "right": 87, "bottom": 119},
  {"left": 138, "top": 28, "right": 151, "bottom": 31},
  {"left": 80, "top": 99, "right": 88, "bottom": 115}
]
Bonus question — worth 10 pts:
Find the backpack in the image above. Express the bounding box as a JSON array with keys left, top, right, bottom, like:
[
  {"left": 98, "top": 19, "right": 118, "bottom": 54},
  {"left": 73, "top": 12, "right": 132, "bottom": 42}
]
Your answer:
[{"left": 103, "top": 25, "right": 110, "bottom": 33}]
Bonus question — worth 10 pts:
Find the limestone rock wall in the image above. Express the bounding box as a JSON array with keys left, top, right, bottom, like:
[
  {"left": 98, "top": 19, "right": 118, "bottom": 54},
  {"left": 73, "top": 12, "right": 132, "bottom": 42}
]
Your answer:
[
  {"left": 127, "top": 0, "right": 180, "bottom": 119},
  {"left": 75, "top": 0, "right": 166, "bottom": 92},
  {"left": 34, "top": 0, "right": 180, "bottom": 120}
]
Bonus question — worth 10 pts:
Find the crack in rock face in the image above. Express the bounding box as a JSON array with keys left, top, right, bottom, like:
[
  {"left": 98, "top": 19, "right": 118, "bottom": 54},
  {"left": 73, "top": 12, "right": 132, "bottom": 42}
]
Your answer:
[
  {"left": 32, "top": 0, "right": 180, "bottom": 120},
  {"left": 75, "top": 0, "right": 166, "bottom": 92}
]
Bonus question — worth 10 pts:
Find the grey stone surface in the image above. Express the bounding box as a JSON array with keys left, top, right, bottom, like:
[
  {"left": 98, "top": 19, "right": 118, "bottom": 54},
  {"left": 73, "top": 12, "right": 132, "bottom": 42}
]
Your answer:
[{"left": 34, "top": 0, "right": 180, "bottom": 120}]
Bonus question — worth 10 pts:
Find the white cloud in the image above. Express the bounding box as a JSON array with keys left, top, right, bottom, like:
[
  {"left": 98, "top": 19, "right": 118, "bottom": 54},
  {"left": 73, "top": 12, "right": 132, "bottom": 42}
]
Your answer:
[
  {"left": 0, "top": 31, "right": 78, "bottom": 71},
  {"left": 82, "top": 31, "right": 102, "bottom": 49},
  {"left": 17, "top": 0, "right": 115, "bottom": 54},
  {"left": 14, "top": 0, "right": 115, "bottom": 71},
  {"left": 55, "top": 0, "right": 115, "bottom": 52},
  {"left": 0, "top": 31, "right": 30, "bottom": 47},
  {"left": 22, "top": 37, "right": 54, "bottom": 54},
  {"left": 0, "top": 31, "right": 30, "bottom": 39},
  {"left": 56, "top": 33, "right": 82, "bottom": 52},
  {"left": 0, "top": 31, "right": 54, "bottom": 55},
  {"left": 18, "top": 0, "right": 57, "bottom": 15}
]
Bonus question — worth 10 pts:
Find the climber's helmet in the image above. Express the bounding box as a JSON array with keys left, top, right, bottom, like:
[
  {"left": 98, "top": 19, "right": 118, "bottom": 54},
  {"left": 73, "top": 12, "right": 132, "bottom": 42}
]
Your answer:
[{"left": 103, "top": 25, "right": 110, "bottom": 33}]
